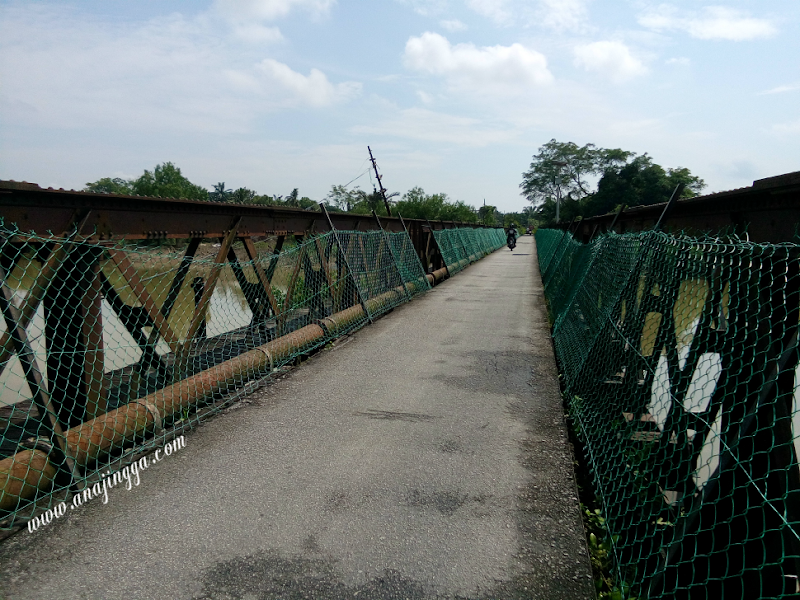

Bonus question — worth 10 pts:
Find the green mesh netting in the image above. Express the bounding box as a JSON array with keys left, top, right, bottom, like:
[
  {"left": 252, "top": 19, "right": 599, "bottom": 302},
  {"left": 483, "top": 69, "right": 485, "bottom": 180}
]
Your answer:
[
  {"left": 433, "top": 228, "right": 506, "bottom": 274},
  {"left": 536, "top": 227, "right": 800, "bottom": 599},
  {"left": 0, "top": 224, "right": 504, "bottom": 530}
]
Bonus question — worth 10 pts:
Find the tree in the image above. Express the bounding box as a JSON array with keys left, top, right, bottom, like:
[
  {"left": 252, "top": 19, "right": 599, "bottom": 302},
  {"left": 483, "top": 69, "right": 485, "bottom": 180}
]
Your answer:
[
  {"left": 521, "top": 140, "right": 614, "bottom": 207},
  {"left": 83, "top": 177, "right": 134, "bottom": 195},
  {"left": 85, "top": 163, "right": 209, "bottom": 200},
  {"left": 521, "top": 140, "right": 705, "bottom": 227},
  {"left": 229, "top": 187, "right": 257, "bottom": 204},
  {"left": 478, "top": 204, "right": 498, "bottom": 226},
  {"left": 325, "top": 185, "right": 371, "bottom": 213},
  {"left": 210, "top": 182, "right": 232, "bottom": 202},
  {"left": 284, "top": 188, "right": 300, "bottom": 207},
  {"left": 131, "top": 163, "right": 208, "bottom": 200},
  {"left": 349, "top": 189, "right": 389, "bottom": 216},
  {"left": 438, "top": 198, "right": 477, "bottom": 222},
  {"left": 583, "top": 155, "right": 705, "bottom": 218},
  {"left": 392, "top": 187, "right": 476, "bottom": 222}
]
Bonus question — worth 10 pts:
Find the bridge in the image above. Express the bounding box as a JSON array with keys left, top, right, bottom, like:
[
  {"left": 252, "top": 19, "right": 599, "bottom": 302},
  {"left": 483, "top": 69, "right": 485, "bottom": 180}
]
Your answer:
[
  {"left": 3, "top": 174, "right": 800, "bottom": 599},
  {"left": 0, "top": 182, "right": 593, "bottom": 599}
]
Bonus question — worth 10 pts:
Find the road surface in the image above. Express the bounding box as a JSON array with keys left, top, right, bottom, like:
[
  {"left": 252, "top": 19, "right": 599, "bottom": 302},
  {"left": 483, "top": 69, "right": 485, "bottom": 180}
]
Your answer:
[{"left": 0, "top": 235, "right": 593, "bottom": 599}]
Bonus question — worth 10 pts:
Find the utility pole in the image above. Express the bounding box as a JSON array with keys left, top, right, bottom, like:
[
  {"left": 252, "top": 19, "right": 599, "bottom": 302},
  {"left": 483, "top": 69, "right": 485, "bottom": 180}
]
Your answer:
[{"left": 368, "top": 146, "right": 392, "bottom": 216}]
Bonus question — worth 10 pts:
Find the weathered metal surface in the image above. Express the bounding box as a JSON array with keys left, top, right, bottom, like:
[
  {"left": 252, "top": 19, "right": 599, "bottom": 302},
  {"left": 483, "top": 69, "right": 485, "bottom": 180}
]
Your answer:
[
  {"left": 430, "top": 267, "right": 448, "bottom": 283},
  {"left": 0, "top": 322, "right": 328, "bottom": 508},
  {"left": 0, "top": 449, "right": 57, "bottom": 511},
  {"left": 570, "top": 171, "right": 800, "bottom": 243},
  {"left": 317, "top": 305, "right": 365, "bottom": 337},
  {"left": 0, "top": 181, "right": 484, "bottom": 241}
]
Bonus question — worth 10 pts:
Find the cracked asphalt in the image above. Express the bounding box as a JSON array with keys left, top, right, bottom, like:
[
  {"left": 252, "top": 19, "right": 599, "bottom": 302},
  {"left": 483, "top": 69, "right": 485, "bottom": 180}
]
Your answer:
[{"left": 0, "top": 235, "right": 594, "bottom": 599}]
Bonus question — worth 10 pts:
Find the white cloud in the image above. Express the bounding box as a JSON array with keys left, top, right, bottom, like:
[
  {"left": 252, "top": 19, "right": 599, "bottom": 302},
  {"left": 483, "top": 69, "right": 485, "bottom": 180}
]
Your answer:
[
  {"left": 665, "top": 57, "right": 690, "bottom": 66},
  {"left": 416, "top": 90, "right": 435, "bottom": 104},
  {"left": 772, "top": 119, "right": 800, "bottom": 134},
  {"left": 212, "top": 0, "right": 336, "bottom": 21},
  {"left": 536, "top": 0, "right": 589, "bottom": 32},
  {"left": 396, "top": 0, "right": 448, "bottom": 17},
  {"left": 463, "top": 0, "right": 589, "bottom": 30},
  {"left": 257, "top": 59, "right": 361, "bottom": 106},
  {"left": 440, "top": 19, "right": 467, "bottom": 32},
  {"left": 639, "top": 5, "right": 777, "bottom": 41},
  {"left": 351, "top": 107, "right": 517, "bottom": 146},
  {"left": 229, "top": 23, "right": 283, "bottom": 43},
  {"left": 212, "top": 0, "right": 332, "bottom": 43},
  {"left": 759, "top": 83, "right": 800, "bottom": 95},
  {"left": 0, "top": 2, "right": 359, "bottom": 139},
  {"left": 466, "top": 0, "right": 511, "bottom": 23},
  {"left": 573, "top": 41, "right": 647, "bottom": 83},
  {"left": 403, "top": 32, "right": 553, "bottom": 90}
]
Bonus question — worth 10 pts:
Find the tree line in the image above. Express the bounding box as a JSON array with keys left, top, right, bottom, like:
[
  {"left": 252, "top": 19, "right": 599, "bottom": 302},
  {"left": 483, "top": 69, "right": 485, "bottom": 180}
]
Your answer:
[
  {"left": 520, "top": 139, "right": 705, "bottom": 227},
  {"left": 84, "top": 162, "right": 515, "bottom": 225}
]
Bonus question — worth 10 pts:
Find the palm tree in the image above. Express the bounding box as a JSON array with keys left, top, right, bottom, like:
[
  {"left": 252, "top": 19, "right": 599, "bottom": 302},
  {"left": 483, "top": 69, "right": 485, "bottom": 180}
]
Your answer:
[{"left": 210, "top": 182, "right": 232, "bottom": 202}]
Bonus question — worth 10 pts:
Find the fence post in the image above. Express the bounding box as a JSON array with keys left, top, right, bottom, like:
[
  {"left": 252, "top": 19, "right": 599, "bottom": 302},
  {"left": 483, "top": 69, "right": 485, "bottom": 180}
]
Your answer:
[{"left": 320, "top": 203, "right": 372, "bottom": 323}]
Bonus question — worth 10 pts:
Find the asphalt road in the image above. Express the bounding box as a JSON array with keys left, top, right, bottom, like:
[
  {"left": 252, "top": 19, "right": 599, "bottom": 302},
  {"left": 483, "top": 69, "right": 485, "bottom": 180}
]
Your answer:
[{"left": 0, "top": 235, "right": 594, "bottom": 599}]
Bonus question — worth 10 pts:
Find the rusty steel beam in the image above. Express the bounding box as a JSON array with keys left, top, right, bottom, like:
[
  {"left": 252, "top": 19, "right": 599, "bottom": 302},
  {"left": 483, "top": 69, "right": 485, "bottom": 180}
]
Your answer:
[
  {"left": 0, "top": 181, "right": 487, "bottom": 241},
  {"left": 570, "top": 171, "right": 800, "bottom": 243}
]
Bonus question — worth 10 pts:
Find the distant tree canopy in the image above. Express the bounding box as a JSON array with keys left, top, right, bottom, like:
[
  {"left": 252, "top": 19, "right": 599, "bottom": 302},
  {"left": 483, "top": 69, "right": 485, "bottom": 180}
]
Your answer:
[
  {"left": 84, "top": 162, "right": 209, "bottom": 201},
  {"left": 85, "top": 163, "right": 488, "bottom": 224},
  {"left": 83, "top": 177, "right": 135, "bottom": 195},
  {"left": 131, "top": 163, "right": 209, "bottom": 201},
  {"left": 520, "top": 139, "right": 705, "bottom": 227},
  {"left": 392, "top": 187, "right": 478, "bottom": 223}
]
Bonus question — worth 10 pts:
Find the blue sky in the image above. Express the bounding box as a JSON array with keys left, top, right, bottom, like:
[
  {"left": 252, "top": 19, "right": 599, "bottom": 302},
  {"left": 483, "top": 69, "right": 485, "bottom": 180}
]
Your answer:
[{"left": 1, "top": 0, "right": 798, "bottom": 212}]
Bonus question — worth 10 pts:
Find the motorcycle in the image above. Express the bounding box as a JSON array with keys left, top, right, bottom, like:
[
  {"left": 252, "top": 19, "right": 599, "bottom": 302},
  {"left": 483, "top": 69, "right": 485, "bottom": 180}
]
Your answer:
[{"left": 507, "top": 230, "right": 517, "bottom": 251}]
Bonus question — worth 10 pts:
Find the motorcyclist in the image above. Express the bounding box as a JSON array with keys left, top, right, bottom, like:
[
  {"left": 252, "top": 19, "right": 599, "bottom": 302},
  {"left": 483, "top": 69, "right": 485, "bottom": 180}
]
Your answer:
[{"left": 506, "top": 224, "right": 518, "bottom": 250}]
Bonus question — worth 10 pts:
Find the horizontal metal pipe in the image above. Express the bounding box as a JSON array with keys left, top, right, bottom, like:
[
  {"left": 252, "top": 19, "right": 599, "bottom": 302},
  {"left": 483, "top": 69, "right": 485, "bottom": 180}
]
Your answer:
[
  {"left": 0, "top": 450, "right": 58, "bottom": 512},
  {"left": 431, "top": 267, "right": 448, "bottom": 283},
  {"left": 0, "top": 248, "right": 470, "bottom": 512},
  {"left": 317, "top": 305, "right": 366, "bottom": 337},
  {"left": 0, "top": 323, "right": 326, "bottom": 511},
  {"left": 365, "top": 290, "right": 401, "bottom": 315}
]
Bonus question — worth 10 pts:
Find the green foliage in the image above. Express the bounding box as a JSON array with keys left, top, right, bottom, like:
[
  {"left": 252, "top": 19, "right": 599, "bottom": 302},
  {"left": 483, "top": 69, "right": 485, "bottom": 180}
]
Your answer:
[
  {"left": 521, "top": 139, "right": 620, "bottom": 207},
  {"left": 83, "top": 177, "right": 134, "bottom": 195},
  {"left": 271, "top": 285, "right": 286, "bottom": 307},
  {"left": 478, "top": 204, "right": 498, "bottom": 225},
  {"left": 583, "top": 155, "right": 705, "bottom": 218},
  {"left": 520, "top": 140, "right": 705, "bottom": 227},
  {"left": 230, "top": 187, "right": 257, "bottom": 204},
  {"left": 393, "top": 187, "right": 478, "bottom": 222},
  {"left": 131, "top": 162, "right": 209, "bottom": 201},
  {"left": 84, "top": 164, "right": 477, "bottom": 223},
  {"left": 85, "top": 163, "right": 208, "bottom": 200},
  {"left": 325, "top": 184, "right": 362, "bottom": 212},
  {"left": 501, "top": 207, "right": 538, "bottom": 228},
  {"left": 249, "top": 189, "right": 318, "bottom": 210},
  {"left": 325, "top": 185, "right": 388, "bottom": 215},
  {"left": 583, "top": 505, "right": 639, "bottom": 600},
  {"left": 349, "top": 190, "right": 389, "bottom": 216},
  {"left": 210, "top": 182, "right": 232, "bottom": 202}
]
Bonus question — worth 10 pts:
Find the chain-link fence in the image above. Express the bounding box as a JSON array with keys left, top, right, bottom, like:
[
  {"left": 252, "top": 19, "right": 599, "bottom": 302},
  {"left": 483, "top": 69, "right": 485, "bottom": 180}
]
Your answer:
[
  {"left": 536, "top": 227, "right": 800, "bottom": 599},
  {"left": 0, "top": 223, "right": 504, "bottom": 532},
  {"left": 433, "top": 228, "right": 506, "bottom": 275}
]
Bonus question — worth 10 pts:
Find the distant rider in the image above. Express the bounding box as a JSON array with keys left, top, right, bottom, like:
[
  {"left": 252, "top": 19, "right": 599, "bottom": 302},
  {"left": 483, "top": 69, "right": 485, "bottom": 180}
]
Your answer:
[{"left": 507, "top": 225, "right": 518, "bottom": 250}]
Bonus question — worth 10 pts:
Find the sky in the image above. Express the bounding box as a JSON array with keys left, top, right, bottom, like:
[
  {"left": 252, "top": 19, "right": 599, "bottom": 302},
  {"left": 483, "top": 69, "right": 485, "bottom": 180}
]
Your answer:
[{"left": 0, "top": 0, "right": 798, "bottom": 213}]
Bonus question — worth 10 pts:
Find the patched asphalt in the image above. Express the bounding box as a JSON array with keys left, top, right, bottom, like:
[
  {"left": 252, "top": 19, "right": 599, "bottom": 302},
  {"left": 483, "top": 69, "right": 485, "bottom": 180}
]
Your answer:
[{"left": 0, "top": 235, "right": 594, "bottom": 599}]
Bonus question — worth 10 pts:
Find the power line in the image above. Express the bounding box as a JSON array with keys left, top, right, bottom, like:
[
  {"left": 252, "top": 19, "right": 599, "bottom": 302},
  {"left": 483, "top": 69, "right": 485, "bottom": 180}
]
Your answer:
[{"left": 341, "top": 169, "right": 369, "bottom": 189}]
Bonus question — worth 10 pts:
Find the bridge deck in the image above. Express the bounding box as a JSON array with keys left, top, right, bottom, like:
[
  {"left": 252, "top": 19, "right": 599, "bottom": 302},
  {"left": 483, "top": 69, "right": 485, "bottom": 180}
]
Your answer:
[{"left": 0, "top": 235, "right": 593, "bottom": 599}]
